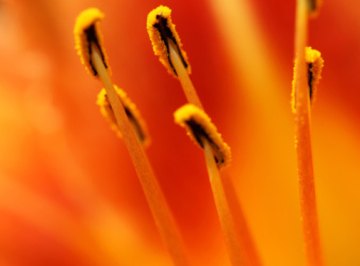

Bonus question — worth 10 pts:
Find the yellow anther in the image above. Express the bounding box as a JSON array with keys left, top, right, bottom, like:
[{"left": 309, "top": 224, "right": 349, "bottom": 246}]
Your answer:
[
  {"left": 291, "top": 47, "right": 324, "bottom": 112},
  {"left": 97, "top": 86, "right": 150, "bottom": 147},
  {"left": 305, "top": 47, "right": 324, "bottom": 102},
  {"left": 147, "top": 5, "right": 191, "bottom": 78},
  {"left": 174, "top": 104, "right": 231, "bottom": 168},
  {"left": 74, "top": 8, "right": 109, "bottom": 77}
]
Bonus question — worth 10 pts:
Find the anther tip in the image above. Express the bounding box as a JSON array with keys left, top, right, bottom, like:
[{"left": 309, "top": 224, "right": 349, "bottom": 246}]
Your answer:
[
  {"left": 147, "top": 5, "right": 191, "bottom": 78},
  {"left": 74, "top": 7, "right": 109, "bottom": 77},
  {"left": 292, "top": 47, "right": 324, "bottom": 112},
  {"left": 174, "top": 104, "right": 231, "bottom": 168},
  {"left": 305, "top": 47, "right": 324, "bottom": 103}
]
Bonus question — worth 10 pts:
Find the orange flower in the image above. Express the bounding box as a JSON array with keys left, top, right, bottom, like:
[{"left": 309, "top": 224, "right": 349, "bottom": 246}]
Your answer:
[{"left": 0, "top": 0, "right": 359, "bottom": 266}]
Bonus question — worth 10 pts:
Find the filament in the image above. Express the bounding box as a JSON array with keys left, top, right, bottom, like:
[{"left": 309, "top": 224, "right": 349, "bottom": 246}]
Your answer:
[
  {"left": 91, "top": 44, "right": 190, "bottom": 266},
  {"left": 293, "top": 0, "right": 323, "bottom": 265}
]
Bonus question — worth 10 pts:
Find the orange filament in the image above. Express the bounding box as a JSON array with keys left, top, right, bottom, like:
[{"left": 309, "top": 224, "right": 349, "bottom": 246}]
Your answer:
[
  {"left": 148, "top": 5, "right": 260, "bottom": 264},
  {"left": 293, "top": 0, "right": 323, "bottom": 265},
  {"left": 203, "top": 141, "right": 257, "bottom": 266},
  {"left": 168, "top": 41, "right": 203, "bottom": 108},
  {"left": 222, "top": 173, "right": 262, "bottom": 266},
  {"left": 174, "top": 104, "right": 260, "bottom": 265},
  {"left": 91, "top": 44, "right": 190, "bottom": 266}
]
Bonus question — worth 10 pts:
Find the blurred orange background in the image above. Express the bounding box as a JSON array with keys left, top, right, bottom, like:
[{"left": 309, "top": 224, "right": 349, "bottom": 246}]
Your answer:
[{"left": 0, "top": 0, "right": 359, "bottom": 265}]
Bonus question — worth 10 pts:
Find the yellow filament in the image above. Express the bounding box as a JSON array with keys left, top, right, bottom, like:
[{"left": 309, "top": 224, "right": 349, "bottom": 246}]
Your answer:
[
  {"left": 174, "top": 104, "right": 259, "bottom": 264},
  {"left": 222, "top": 174, "right": 262, "bottom": 266},
  {"left": 97, "top": 87, "right": 150, "bottom": 147},
  {"left": 294, "top": 1, "right": 323, "bottom": 265},
  {"left": 203, "top": 141, "right": 250, "bottom": 266},
  {"left": 169, "top": 41, "right": 203, "bottom": 108},
  {"left": 90, "top": 45, "right": 190, "bottom": 266}
]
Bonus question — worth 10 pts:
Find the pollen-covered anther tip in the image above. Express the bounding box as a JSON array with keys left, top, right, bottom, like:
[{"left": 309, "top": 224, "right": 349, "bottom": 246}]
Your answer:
[
  {"left": 74, "top": 7, "right": 109, "bottom": 77},
  {"left": 147, "top": 5, "right": 191, "bottom": 78},
  {"left": 97, "top": 86, "right": 150, "bottom": 147},
  {"left": 305, "top": 47, "right": 324, "bottom": 104},
  {"left": 291, "top": 46, "right": 324, "bottom": 112},
  {"left": 174, "top": 104, "right": 231, "bottom": 168},
  {"left": 308, "top": 0, "right": 322, "bottom": 17}
]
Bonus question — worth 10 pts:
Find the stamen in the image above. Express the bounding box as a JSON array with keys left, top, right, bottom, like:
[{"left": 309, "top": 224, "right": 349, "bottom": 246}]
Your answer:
[
  {"left": 293, "top": 1, "right": 323, "bottom": 265},
  {"left": 74, "top": 9, "right": 190, "bottom": 266},
  {"left": 174, "top": 104, "right": 259, "bottom": 265},
  {"left": 202, "top": 141, "right": 248, "bottom": 266},
  {"left": 291, "top": 47, "right": 324, "bottom": 112},
  {"left": 174, "top": 104, "right": 231, "bottom": 168},
  {"left": 74, "top": 8, "right": 109, "bottom": 76},
  {"left": 97, "top": 86, "right": 150, "bottom": 147},
  {"left": 147, "top": 6, "right": 202, "bottom": 108}
]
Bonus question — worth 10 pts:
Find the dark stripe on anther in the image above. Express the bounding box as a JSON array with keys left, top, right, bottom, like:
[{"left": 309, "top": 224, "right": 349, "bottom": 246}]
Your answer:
[
  {"left": 186, "top": 120, "right": 224, "bottom": 165},
  {"left": 124, "top": 107, "right": 146, "bottom": 143},
  {"left": 153, "top": 15, "right": 188, "bottom": 76},
  {"left": 307, "top": 63, "right": 314, "bottom": 100},
  {"left": 85, "top": 24, "right": 108, "bottom": 76}
]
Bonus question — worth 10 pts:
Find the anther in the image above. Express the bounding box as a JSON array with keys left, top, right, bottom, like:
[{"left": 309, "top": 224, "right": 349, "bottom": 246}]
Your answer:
[
  {"left": 147, "top": 6, "right": 203, "bottom": 108},
  {"left": 174, "top": 104, "right": 231, "bottom": 168},
  {"left": 97, "top": 86, "right": 150, "bottom": 147},
  {"left": 74, "top": 8, "right": 109, "bottom": 76},
  {"left": 147, "top": 5, "right": 191, "bottom": 78},
  {"left": 292, "top": 46, "right": 324, "bottom": 112},
  {"left": 305, "top": 47, "right": 324, "bottom": 103}
]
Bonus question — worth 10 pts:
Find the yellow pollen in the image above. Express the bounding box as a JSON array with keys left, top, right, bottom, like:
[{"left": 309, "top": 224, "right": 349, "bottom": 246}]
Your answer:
[
  {"left": 97, "top": 86, "right": 150, "bottom": 147},
  {"left": 174, "top": 104, "right": 231, "bottom": 168},
  {"left": 291, "top": 46, "right": 324, "bottom": 112},
  {"left": 74, "top": 8, "right": 109, "bottom": 77},
  {"left": 147, "top": 5, "right": 191, "bottom": 78}
]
